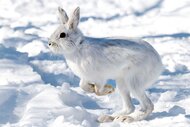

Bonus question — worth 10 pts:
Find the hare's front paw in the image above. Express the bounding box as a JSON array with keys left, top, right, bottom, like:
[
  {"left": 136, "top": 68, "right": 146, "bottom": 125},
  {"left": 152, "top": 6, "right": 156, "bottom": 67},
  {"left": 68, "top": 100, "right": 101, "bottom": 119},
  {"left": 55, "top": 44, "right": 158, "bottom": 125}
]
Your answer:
[
  {"left": 94, "top": 84, "right": 115, "bottom": 96},
  {"left": 80, "top": 79, "right": 115, "bottom": 95},
  {"left": 114, "top": 115, "right": 134, "bottom": 123},
  {"left": 80, "top": 83, "right": 95, "bottom": 93},
  {"left": 97, "top": 114, "right": 114, "bottom": 123},
  {"left": 97, "top": 114, "right": 134, "bottom": 123},
  {"left": 80, "top": 79, "right": 95, "bottom": 93}
]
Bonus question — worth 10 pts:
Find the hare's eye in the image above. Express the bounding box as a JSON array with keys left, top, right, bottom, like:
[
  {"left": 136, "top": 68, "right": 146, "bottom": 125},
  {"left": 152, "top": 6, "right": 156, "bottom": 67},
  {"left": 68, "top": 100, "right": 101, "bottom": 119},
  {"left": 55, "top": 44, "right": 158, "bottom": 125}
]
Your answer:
[{"left": 60, "top": 32, "right": 66, "bottom": 38}]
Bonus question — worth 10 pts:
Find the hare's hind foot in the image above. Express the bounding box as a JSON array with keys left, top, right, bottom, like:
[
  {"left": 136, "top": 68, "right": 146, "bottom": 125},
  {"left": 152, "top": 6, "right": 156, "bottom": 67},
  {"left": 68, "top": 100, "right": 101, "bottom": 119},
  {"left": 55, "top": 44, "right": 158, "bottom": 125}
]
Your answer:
[
  {"left": 97, "top": 115, "right": 114, "bottom": 123},
  {"left": 94, "top": 84, "right": 115, "bottom": 96},
  {"left": 114, "top": 115, "right": 134, "bottom": 123},
  {"left": 129, "top": 108, "right": 153, "bottom": 121},
  {"left": 97, "top": 114, "right": 134, "bottom": 123}
]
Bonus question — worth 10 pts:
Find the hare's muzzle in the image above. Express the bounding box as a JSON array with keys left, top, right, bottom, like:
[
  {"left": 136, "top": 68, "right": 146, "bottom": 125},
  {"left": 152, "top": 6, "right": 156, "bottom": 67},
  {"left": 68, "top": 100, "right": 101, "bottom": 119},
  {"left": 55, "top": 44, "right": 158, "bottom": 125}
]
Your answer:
[{"left": 48, "top": 41, "right": 57, "bottom": 47}]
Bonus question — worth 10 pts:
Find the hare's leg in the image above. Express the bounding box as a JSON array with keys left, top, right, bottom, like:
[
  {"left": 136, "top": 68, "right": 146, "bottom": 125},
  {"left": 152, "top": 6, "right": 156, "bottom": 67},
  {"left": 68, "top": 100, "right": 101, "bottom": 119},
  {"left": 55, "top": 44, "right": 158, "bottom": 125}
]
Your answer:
[
  {"left": 131, "top": 90, "right": 154, "bottom": 121},
  {"left": 114, "top": 78, "right": 153, "bottom": 122},
  {"left": 79, "top": 79, "right": 95, "bottom": 93},
  {"left": 113, "top": 78, "right": 135, "bottom": 116}
]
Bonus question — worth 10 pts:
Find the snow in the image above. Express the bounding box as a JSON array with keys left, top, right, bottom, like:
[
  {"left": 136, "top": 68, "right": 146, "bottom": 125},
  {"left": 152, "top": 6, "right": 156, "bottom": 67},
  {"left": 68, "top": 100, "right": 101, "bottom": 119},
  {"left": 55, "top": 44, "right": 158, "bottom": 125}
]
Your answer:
[{"left": 0, "top": 0, "right": 190, "bottom": 127}]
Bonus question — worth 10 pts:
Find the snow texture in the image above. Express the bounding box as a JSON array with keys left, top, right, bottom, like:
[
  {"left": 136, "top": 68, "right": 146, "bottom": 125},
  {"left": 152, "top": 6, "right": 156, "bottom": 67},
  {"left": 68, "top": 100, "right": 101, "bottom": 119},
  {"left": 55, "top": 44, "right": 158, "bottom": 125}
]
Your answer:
[{"left": 0, "top": 0, "right": 190, "bottom": 127}]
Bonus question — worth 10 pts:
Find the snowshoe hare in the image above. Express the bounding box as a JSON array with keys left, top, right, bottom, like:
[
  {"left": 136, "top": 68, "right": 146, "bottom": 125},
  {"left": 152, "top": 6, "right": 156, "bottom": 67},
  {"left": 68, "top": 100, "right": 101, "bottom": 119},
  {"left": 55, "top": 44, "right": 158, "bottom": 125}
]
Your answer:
[{"left": 49, "top": 7, "right": 163, "bottom": 122}]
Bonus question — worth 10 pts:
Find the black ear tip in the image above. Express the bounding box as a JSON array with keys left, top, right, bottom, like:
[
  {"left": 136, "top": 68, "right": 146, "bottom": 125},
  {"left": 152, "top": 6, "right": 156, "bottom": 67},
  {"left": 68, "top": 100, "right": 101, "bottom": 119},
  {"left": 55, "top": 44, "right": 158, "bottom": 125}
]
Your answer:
[
  {"left": 75, "top": 7, "right": 80, "bottom": 12},
  {"left": 58, "top": 6, "right": 63, "bottom": 12},
  {"left": 76, "top": 7, "right": 80, "bottom": 10}
]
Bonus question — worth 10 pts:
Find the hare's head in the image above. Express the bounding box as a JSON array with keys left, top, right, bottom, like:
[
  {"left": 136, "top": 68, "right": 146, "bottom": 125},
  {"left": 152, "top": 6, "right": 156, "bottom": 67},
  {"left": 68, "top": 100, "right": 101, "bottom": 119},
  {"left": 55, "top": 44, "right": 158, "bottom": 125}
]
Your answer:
[{"left": 49, "top": 7, "right": 83, "bottom": 54}]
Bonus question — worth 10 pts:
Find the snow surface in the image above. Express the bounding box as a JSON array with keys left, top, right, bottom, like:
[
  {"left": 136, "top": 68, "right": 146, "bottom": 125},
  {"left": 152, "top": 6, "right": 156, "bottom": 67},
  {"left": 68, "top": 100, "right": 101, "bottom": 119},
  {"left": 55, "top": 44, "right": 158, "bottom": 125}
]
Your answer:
[{"left": 0, "top": 0, "right": 190, "bottom": 127}]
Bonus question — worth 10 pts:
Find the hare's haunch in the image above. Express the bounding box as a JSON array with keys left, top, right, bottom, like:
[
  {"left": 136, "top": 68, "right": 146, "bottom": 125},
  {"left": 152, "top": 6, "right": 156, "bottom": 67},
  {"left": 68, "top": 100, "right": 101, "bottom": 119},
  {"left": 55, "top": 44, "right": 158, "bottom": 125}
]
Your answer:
[{"left": 49, "top": 7, "right": 163, "bottom": 122}]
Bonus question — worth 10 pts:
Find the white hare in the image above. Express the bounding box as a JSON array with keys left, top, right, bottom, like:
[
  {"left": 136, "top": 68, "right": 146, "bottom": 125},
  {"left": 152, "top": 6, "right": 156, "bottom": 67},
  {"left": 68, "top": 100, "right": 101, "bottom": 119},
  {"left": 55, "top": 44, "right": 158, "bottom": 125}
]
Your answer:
[{"left": 49, "top": 7, "right": 163, "bottom": 122}]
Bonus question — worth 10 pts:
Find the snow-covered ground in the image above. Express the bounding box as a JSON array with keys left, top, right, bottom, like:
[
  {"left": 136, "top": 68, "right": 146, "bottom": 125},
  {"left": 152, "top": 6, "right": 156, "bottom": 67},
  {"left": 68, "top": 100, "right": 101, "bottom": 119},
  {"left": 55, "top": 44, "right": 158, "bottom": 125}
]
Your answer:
[{"left": 0, "top": 0, "right": 190, "bottom": 126}]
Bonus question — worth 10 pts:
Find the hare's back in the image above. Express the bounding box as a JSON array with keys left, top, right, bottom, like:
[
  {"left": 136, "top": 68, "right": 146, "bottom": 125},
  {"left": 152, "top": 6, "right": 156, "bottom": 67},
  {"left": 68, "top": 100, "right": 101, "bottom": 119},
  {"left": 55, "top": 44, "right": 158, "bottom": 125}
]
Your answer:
[
  {"left": 85, "top": 37, "right": 155, "bottom": 53},
  {"left": 85, "top": 37, "right": 160, "bottom": 66}
]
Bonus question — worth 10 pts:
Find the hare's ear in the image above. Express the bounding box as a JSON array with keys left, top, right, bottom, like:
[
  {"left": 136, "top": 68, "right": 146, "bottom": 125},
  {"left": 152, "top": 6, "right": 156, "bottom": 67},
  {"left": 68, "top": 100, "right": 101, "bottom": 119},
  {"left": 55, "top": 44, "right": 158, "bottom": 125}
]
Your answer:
[
  {"left": 68, "top": 7, "right": 80, "bottom": 30},
  {"left": 58, "top": 7, "right": 68, "bottom": 24}
]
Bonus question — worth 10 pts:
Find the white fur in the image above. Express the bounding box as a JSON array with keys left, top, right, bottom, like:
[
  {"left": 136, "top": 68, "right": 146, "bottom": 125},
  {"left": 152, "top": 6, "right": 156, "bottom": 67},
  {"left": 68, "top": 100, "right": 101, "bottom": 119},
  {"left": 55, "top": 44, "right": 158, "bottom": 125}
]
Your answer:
[{"left": 49, "top": 7, "right": 163, "bottom": 122}]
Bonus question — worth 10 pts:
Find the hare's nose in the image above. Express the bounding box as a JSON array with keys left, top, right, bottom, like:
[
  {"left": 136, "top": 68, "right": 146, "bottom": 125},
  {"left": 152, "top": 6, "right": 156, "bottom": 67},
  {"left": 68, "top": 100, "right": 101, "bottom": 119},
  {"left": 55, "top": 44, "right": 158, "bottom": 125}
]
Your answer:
[{"left": 48, "top": 42, "right": 52, "bottom": 46}]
